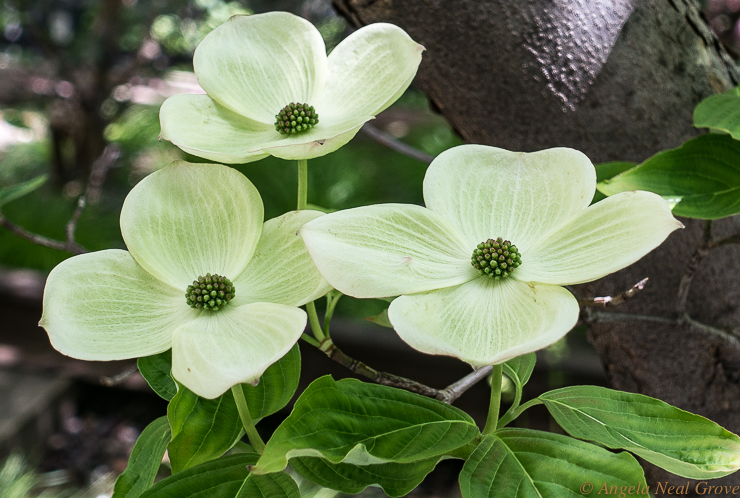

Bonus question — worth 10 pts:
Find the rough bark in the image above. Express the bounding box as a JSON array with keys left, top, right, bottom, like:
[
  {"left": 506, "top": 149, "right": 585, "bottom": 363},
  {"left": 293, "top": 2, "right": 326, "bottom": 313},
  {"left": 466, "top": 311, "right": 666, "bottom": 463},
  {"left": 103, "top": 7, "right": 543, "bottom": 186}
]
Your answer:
[{"left": 335, "top": 0, "right": 740, "bottom": 492}]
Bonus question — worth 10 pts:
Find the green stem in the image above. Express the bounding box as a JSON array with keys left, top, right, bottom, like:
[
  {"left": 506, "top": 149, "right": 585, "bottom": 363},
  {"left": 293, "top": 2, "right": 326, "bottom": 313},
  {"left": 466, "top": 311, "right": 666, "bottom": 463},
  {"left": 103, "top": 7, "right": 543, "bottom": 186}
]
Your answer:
[
  {"left": 482, "top": 364, "right": 503, "bottom": 435},
  {"left": 231, "top": 385, "right": 265, "bottom": 454},
  {"left": 306, "top": 301, "right": 325, "bottom": 342},
  {"left": 297, "top": 159, "right": 308, "bottom": 210},
  {"left": 323, "top": 290, "right": 343, "bottom": 338},
  {"left": 301, "top": 333, "right": 320, "bottom": 347},
  {"left": 498, "top": 398, "right": 544, "bottom": 428}
]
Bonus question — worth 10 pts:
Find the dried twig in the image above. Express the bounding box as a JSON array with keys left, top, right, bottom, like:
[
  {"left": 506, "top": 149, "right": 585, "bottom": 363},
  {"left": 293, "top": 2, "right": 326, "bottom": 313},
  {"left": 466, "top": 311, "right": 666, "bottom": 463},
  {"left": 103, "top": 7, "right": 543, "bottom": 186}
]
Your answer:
[
  {"left": 1, "top": 145, "right": 119, "bottom": 255},
  {"left": 361, "top": 123, "right": 434, "bottom": 164},
  {"left": 676, "top": 220, "right": 713, "bottom": 315},
  {"left": 318, "top": 338, "right": 491, "bottom": 403},
  {"left": 584, "top": 309, "right": 740, "bottom": 348},
  {"left": 100, "top": 365, "right": 139, "bottom": 387},
  {"left": 578, "top": 278, "right": 649, "bottom": 307}
]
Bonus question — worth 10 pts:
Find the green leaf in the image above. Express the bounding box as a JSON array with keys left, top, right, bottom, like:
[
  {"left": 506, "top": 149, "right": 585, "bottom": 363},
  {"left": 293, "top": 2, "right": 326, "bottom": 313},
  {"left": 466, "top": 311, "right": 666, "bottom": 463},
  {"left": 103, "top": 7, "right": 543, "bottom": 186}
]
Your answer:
[
  {"left": 112, "top": 417, "right": 171, "bottom": 498},
  {"left": 596, "top": 134, "right": 740, "bottom": 219},
  {"left": 242, "top": 344, "right": 300, "bottom": 422},
  {"left": 591, "top": 162, "right": 636, "bottom": 203},
  {"left": 254, "top": 376, "right": 479, "bottom": 474},
  {"left": 291, "top": 456, "right": 439, "bottom": 497},
  {"left": 140, "top": 452, "right": 257, "bottom": 498},
  {"left": 0, "top": 175, "right": 47, "bottom": 208},
  {"left": 236, "top": 472, "right": 300, "bottom": 498},
  {"left": 459, "top": 429, "right": 648, "bottom": 498},
  {"left": 694, "top": 87, "right": 740, "bottom": 139},
  {"left": 167, "top": 384, "right": 243, "bottom": 473},
  {"left": 540, "top": 385, "right": 740, "bottom": 479},
  {"left": 364, "top": 308, "right": 392, "bottom": 328},
  {"left": 138, "top": 350, "right": 177, "bottom": 401},
  {"left": 502, "top": 353, "right": 536, "bottom": 391}
]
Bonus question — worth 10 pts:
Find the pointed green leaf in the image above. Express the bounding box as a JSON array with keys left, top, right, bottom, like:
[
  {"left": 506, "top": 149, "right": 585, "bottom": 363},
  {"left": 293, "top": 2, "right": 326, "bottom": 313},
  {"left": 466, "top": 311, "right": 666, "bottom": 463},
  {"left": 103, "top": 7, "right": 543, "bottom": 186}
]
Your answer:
[
  {"left": 502, "top": 353, "right": 536, "bottom": 392},
  {"left": 0, "top": 175, "right": 47, "bottom": 207},
  {"left": 236, "top": 472, "right": 300, "bottom": 498},
  {"left": 364, "top": 308, "right": 392, "bottom": 328},
  {"left": 254, "top": 376, "right": 479, "bottom": 474},
  {"left": 592, "top": 162, "right": 636, "bottom": 203},
  {"left": 167, "top": 384, "right": 243, "bottom": 473},
  {"left": 140, "top": 452, "right": 258, "bottom": 498},
  {"left": 241, "top": 344, "right": 300, "bottom": 422},
  {"left": 112, "top": 417, "right": 171, "bottom": 498},
  {"left": 540, "top": 385, "right": 740, "bottom": 479},
  {"left": 138, "top": 350, "right": 177, "bottom": 401},
  {"left": 597, "top": 134, "right": 740, "bottom": 219},
  {"left": 459, "top": 430, "right": 648, "bottom": 498},
  {"left": 694, "top": 87, "right": 740, "bottom": 139},
  {"left": 291, "top": 456, "right": 439, "bottom": 497}
]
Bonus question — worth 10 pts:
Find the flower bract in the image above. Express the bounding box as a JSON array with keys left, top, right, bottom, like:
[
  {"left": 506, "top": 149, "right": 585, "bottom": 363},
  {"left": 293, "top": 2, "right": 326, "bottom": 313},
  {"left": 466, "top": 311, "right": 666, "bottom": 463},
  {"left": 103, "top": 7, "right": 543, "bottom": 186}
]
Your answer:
[
  {"left": 300, "top": 145, "right": 682, "bottom": 366},
  {"left": 159, "top": 12, "right": 424, "bottom": 163},
  {"left": 40, "top": 161, "right": 331, "bottom": 398}
]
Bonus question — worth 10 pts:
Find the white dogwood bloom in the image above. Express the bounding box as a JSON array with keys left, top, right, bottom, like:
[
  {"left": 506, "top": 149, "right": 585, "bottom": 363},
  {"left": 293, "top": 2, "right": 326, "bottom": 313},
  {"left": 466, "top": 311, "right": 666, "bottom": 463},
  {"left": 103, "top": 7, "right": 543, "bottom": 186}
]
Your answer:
[
  {"left": 300, "top": 145, "right": 682, "bottom": 366},
  {"left": 41, "top": 161, "right": 330, "bottom": 398},
  {"left": 159, "top": 12, "right": 424, "bottom": 163}
]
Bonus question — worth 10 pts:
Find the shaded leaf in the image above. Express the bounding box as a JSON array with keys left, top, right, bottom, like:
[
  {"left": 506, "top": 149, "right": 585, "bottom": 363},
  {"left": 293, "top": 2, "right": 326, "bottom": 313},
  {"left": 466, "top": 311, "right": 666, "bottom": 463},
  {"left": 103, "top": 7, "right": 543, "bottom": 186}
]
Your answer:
[
  {"left": 0, "top": 175, "right": 47, "bottom": 208},
  {"left": 291, "top": 456, "right": 439, "bottom": 497},
  {"left": 540, "top": 385, "right": 740, "bottom": 479},
  {"left": 167, "top": 384, "right": 243, "bottom": 473},
  {"left": 254, "top": 376, "right": 479, "bottom": 474},
  {"left": 140, "top": 452, "right": 257, "bottom": 498},
  {"left": 694, "top": 87, "right": 740, "bottom": 139},
  {"left": 138, "top": 350, "right": 177, "bottom": 401},
  {"left": 236, "top": 472, "right": 300, "bottom": 498},
  {"left": 591, "top": 162, "right": 636, "bottom": 203},
  {"left": 242, "top": 344, "right": 300, "bottom": 422},
  {"left": 597, "top": 134, "right": 740, "bottom": 219},
  {"left": 459, "top": 430, "right": 648, "bottom": 498},
  {"left": 112, "top": 417, "right": 170, "bottom": 498},
  {"left": 365, "top": 308, "right": 392, "bottom": 328}
]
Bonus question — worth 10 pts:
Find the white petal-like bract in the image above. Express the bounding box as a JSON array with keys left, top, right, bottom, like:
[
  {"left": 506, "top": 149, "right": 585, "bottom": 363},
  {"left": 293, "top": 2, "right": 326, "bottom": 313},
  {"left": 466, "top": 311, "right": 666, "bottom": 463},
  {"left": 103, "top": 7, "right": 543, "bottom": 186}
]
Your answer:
[
  {"left": 171, "top": 303, "right": 307, "bottom": 399},
  {"left": 120, "top": 161, "right": 264, "bottom": 289},
  {"left": 41, "top": 250, "right": 194, "bottom": 360}
]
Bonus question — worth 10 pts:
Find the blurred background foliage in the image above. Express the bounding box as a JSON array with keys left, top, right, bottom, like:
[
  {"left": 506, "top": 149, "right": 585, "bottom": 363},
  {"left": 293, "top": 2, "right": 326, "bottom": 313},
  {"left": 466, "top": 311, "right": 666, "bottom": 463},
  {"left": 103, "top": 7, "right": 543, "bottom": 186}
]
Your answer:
[{"left": 0, "top": 0, "right": 461, "bottom": 320}]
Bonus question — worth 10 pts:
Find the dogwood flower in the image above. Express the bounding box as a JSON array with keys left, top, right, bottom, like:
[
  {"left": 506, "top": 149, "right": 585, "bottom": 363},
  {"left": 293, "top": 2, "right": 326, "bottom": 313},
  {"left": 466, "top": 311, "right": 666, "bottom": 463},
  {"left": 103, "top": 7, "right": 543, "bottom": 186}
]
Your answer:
[
  {"left": 40, "top": 161, "right": 330, "bottom": 398},
  {"left": 159, "top": 12, "right": 424, "bottom": 164},
  {"left": 300, "top": 145, "right": 682, "bottom": 366}
]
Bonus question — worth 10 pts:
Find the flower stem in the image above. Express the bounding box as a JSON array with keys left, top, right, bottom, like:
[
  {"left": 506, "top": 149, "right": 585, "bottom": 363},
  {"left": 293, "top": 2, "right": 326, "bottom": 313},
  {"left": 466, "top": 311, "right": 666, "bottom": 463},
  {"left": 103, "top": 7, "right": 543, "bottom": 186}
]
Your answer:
[
  {"left": 482, "top": 364, "right": 503, "bottom": 435},
  {"left": 323, "top": 290, "right": 343, "bottom": 338},
  {"left": 231, "top": 385, "right": 265, "bottom": 454},
  {"left": 297, "top": 159, "right": 308, "bottom": 210},
  {"left": 306, "top": 301, "right": 325, "bottom": 343}
]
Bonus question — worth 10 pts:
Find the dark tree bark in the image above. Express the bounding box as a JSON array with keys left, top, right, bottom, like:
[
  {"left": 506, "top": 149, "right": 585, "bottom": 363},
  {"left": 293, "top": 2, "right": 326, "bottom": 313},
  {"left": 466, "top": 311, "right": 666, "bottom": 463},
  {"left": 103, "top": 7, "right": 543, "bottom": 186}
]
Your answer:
[{"left": 334, "top": 0, "right": 740, "bottom": 492}]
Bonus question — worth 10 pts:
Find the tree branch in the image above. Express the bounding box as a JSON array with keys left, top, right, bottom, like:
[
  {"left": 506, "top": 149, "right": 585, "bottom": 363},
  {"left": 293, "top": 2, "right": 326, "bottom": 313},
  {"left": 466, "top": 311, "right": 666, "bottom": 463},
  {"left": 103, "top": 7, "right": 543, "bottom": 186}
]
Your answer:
[
  {"left": 676, "top": 220, "right": 713, "bottom": 315},
  {"left": 578, "top": 278, "right": 649, "bottom": 307},
  {"left": 361, "top": 123, "right": 434, "bottom": 164},
  {"left": 318, "top": 338, "right": 491, "bottom": 403},
  {"left": 1, "top": 144, "right": 118, "bottom": 256}
]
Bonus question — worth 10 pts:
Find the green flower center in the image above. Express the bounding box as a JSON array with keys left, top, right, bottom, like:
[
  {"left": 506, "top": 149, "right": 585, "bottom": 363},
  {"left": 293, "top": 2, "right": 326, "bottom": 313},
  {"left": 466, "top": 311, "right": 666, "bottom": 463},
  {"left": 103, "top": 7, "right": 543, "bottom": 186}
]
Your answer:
[
  {"left": 471, "top": 237, "right": 522, "bottom": 280},
  {"left": 186, "top": 273, "right": 235, "bottom": 311},
  {"left": 275, "top": 103, "right": 319, "bottom": 135}
]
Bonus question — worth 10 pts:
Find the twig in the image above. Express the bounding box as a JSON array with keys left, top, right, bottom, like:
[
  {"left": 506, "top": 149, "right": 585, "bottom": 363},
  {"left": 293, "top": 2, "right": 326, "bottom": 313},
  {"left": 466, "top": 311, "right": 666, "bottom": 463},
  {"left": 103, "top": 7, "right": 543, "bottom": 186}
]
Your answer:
[
  {"left": 318, "top": 338, "right": 491, "bottom": 403},
  {"left": 584, "top": 309, "right": 740, "bottom": 348},
  {"left": 436, "top": 366, "right": 493, "bottom": 404},
  {"left": 100, "top": 365, "right": 139, "bottom": 387},
  {"left": 676, "top": 220, "right": 713, "bottom": 315},
  {"left": 0, "top": 213, "right": 86, "bottom": 254},
  {"left": 361, "top": 123, "right": 434, "bottom": 164},
  {"left": 578, "top": 278, "right": 649, "bottom": 307},
  {"left": 320, "top": 338, "right": 441, "bottom": 397},
  {"left": 1, "top": 145, "right": 118, "bottom": 255}
]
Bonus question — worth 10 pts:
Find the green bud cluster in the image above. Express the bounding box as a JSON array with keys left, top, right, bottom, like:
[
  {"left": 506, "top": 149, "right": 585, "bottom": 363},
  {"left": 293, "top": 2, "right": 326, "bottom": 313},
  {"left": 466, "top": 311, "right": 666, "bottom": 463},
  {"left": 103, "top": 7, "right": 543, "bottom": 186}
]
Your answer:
[
  {"left": 186, "top": 273, "right": 235, "bottom": 311},
  {"left": 471, "top": 237, "right": 522, "bottom": 280},
  {"left": 275, "top": 103, "right": 318, "bottom": 135}
]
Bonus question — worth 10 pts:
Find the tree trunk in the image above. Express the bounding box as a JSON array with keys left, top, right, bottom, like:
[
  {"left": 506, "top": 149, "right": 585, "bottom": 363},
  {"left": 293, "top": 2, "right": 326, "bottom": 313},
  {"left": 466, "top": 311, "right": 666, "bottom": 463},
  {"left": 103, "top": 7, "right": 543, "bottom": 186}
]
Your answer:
[{"left": 334, "top": 0, "right": 740, "bottom": 491}]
